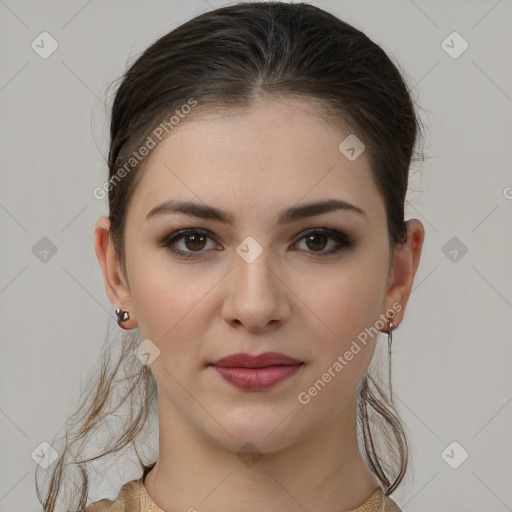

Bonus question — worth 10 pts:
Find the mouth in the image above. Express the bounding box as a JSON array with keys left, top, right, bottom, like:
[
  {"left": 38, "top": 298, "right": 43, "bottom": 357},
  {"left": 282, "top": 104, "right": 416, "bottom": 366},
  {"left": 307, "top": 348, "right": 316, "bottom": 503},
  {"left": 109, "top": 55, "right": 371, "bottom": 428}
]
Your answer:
[{"left": 208, "top": 352, "right": 304, "bottom": 391}]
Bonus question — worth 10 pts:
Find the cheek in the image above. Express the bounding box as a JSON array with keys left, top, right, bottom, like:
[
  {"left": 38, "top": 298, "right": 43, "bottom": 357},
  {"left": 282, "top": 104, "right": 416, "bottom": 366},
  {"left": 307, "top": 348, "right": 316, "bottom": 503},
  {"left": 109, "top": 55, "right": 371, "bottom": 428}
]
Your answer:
[
  {"left": 299, "top": 258, "right": 389, "bottom": 402},
  {"left": 298, "top": 276, "right": 384, "bottom": 417},
  {"left": 304, "top": 261, "right": 386, "bottom": 347},
  {"left": 127, "top": 252, "right": 217, "bottom": 365}
]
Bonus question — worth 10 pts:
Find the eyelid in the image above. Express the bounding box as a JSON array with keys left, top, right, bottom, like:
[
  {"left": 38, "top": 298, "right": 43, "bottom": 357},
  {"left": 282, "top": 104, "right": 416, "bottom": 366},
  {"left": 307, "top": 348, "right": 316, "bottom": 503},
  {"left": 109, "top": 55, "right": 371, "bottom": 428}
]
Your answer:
[
  {"left": 292, "top": 226, "right": 353, "bottom": 244},
  {"left": 160, "top": 228, "right": 221, "bottom": 250}
]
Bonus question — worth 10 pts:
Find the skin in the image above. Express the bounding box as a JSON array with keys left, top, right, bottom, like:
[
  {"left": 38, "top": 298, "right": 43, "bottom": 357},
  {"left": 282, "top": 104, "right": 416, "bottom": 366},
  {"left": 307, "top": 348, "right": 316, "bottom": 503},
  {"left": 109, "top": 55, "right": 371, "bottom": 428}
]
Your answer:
[{"left": 95, "top": 97, "right": 424, "bottom": 512}]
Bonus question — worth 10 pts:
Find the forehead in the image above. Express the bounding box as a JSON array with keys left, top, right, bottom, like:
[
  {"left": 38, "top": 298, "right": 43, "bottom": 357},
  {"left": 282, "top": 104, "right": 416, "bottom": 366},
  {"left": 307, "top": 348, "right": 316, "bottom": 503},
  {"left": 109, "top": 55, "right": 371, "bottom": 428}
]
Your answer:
[{"left": 126, "top": 97, "right": 384, "bottom": 226}]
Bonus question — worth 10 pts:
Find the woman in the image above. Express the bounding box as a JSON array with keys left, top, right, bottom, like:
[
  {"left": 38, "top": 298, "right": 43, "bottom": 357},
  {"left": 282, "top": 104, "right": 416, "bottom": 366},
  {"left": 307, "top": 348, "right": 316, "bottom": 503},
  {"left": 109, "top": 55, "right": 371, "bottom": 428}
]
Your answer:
[{"left": 37, "top": 2, "right": 425, "bottom": 511}]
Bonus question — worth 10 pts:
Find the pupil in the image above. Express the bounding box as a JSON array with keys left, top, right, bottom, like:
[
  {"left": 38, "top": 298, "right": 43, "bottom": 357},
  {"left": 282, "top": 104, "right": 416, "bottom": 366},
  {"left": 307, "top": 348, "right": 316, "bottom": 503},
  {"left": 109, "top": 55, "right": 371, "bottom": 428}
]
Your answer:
[
  {"left": 307, "top": 233, "right": 327, "bottom": 251},
  {"left": 186, "top": 234, "right": 206, "bottom": 251}
]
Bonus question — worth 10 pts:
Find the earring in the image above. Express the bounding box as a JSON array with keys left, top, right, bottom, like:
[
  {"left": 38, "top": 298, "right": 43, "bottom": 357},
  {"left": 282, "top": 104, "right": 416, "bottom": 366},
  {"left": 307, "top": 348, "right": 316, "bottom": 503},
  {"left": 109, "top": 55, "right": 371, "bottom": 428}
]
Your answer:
[
  {"left": 387, "top": 314, "right": 396, "bottom": 403},
  {"left": 115, "top": 307, "right": 130, "bottom": 325}
]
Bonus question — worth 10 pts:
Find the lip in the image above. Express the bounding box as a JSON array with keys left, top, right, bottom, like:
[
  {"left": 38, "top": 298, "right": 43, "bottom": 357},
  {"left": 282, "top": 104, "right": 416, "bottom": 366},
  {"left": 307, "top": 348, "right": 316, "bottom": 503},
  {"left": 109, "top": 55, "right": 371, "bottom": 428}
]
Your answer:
[
  {"left": 209, "top": 352, "right": 303, "bottom": 391},
  {"left": 210, "top": 352, "right": 302, "bottom": 368}
]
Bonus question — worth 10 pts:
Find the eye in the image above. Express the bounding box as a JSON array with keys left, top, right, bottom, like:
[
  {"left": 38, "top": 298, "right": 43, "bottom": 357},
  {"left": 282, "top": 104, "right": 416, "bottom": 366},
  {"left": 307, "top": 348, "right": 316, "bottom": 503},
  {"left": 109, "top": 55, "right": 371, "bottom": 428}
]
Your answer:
[
  {"left": 160, "top": 229, "right": 221, "bottom": 259},
  {"left": 159, "top": 227, "right": 354, "bottom": 259},
  {"left": 292, "top": 228, "right": 354, "bottom": 255}
]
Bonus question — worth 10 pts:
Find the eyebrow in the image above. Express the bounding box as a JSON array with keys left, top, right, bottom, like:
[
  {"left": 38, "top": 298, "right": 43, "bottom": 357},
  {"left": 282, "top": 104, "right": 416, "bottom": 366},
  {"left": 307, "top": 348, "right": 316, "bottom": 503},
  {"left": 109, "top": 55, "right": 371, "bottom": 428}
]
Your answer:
[{"left": 145, "top": 198, "right": 366, "bottom": 225}]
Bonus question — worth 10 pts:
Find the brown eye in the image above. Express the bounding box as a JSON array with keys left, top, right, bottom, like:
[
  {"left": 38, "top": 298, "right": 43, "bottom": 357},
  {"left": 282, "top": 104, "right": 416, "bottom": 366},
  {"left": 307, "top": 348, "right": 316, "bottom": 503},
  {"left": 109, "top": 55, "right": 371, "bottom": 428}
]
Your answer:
[
  {"left": 160, "top": 229, "right": 219, "bottom": 259},
  {"left": 304, "top": 232, "right": 329, "bottom": 252},
  {"left": 293, "top": 228, "right": 354, "bottom": 255},
  {"left": 160, "top": 227, "right": 354, "bottom": 260},
  {"left": 182, "top": 232, "right": 208, "bottom": 251}
]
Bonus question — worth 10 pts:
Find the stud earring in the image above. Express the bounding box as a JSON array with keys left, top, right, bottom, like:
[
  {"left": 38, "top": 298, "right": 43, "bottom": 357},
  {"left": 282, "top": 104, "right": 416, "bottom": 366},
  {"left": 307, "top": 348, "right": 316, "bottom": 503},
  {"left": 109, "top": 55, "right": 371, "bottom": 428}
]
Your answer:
[{"left": 115, "top": 307, "right": 130, "bottom": 325}]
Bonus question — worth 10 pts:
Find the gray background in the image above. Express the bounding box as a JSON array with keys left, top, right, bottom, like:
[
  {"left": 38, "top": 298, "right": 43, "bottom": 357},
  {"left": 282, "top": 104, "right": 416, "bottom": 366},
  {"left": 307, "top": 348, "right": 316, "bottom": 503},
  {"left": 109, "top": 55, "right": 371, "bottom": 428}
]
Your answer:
[{"left": 1, "top": 1, "right": 511, "bottom": 511}]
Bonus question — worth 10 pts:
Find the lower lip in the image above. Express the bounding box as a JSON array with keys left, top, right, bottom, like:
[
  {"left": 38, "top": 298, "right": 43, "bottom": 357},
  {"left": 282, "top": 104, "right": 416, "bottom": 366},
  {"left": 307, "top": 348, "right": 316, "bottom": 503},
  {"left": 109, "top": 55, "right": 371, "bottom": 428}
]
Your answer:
[{"left": 211, "top": 364, "right": 303, "bottom": 391}]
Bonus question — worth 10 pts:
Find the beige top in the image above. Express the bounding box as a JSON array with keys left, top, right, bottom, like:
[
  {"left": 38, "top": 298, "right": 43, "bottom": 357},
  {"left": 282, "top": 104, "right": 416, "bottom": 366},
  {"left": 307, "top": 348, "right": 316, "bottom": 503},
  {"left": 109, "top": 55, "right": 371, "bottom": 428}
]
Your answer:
[{"left": 83, "top": 473, "right": 402, "bottom": 512}]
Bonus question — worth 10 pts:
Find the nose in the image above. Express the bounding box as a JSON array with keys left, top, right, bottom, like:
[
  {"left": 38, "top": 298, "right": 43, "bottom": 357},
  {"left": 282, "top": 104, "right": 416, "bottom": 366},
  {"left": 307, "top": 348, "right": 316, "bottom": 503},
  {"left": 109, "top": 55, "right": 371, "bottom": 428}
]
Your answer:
[{"left": 221, "top": 243, "right": 290, "bottom": 333}]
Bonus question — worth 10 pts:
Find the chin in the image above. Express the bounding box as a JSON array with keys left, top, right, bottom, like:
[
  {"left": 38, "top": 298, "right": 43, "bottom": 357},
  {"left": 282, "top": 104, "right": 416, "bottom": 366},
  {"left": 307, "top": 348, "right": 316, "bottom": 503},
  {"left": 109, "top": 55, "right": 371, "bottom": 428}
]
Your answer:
[
  {"left": 218, "top": 432, "right": 299, "bottom": 457},
  {"left": 204, "top": 414, "right": 306, "bottom": 456}
]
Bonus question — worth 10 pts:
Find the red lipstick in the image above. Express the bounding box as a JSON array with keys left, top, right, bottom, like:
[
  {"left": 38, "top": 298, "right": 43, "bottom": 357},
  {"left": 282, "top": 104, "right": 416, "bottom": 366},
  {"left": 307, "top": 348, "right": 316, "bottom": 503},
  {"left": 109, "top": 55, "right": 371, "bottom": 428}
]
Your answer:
[{"left": 209, "top": 352, "right": 303, "bottom": 391}]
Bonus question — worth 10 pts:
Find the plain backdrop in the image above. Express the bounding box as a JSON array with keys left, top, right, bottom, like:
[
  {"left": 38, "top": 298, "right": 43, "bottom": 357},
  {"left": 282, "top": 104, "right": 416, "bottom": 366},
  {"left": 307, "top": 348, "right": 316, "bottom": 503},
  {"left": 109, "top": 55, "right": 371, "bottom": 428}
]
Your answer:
[{"left": 1, "top": 1, "right": 511, "bottom": 511}]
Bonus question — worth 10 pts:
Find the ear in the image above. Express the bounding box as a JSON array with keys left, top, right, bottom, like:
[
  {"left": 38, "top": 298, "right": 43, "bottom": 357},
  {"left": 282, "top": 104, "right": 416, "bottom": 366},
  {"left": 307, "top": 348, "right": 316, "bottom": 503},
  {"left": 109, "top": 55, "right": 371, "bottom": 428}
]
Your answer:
[
  {"left": 94, "top": 216, "right": 137, "bottom": 329},
  {"left": 382, "top": 219, "right": 425, "bottom": 329}
]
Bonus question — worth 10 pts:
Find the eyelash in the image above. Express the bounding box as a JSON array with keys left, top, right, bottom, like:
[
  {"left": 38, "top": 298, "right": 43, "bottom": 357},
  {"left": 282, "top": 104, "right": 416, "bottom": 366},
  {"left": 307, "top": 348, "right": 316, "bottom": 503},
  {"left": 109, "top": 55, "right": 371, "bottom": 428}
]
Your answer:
[{"left": 159, "top": 227, "right": 354, "bottom": 259}]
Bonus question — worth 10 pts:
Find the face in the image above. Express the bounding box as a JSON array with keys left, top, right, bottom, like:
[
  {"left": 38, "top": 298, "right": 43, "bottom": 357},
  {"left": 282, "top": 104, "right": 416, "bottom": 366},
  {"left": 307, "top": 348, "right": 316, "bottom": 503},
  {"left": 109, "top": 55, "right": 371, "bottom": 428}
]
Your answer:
[{"left": 104, "top": 97, "right": 406, "bottom": 454}]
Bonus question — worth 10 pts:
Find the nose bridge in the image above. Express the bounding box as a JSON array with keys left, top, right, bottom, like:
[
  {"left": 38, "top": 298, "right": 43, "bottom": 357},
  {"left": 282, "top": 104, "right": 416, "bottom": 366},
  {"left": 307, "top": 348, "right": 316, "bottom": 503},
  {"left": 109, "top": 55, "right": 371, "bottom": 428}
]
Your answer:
[
  {"left": 233, "top": 235, "right": 276, "bottom": 295},
  {"left": 223, "top": 235, "right": 288, "bottom": 330}
]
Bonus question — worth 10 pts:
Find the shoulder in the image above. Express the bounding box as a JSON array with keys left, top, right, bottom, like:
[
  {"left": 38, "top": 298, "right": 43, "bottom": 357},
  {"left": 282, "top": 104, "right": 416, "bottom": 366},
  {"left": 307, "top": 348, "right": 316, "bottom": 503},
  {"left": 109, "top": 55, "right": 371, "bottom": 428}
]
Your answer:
[
  {"left": 349, "top": 487, "right": 402, "bottom": 512},
  {"left": 83, "top": 479, "right": 142, "bottom": 512},
  {"left": 382, "top": 494, "right": 402, "bottom": 512}
]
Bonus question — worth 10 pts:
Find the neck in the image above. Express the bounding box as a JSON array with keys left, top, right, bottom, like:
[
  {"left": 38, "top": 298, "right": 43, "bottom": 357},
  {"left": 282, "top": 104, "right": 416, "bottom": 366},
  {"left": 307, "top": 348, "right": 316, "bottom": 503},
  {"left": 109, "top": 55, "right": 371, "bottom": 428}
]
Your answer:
[{"left": 143, "top": 391, "right": 380, "bottom": 512}]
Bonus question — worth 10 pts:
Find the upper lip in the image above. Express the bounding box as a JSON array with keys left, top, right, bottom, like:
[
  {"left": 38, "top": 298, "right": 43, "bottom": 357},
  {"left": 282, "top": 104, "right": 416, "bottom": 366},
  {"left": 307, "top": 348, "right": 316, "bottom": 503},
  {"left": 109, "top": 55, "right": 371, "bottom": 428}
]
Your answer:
[{"left": 209, "top": 352, "right": 302, "bottom": 368}]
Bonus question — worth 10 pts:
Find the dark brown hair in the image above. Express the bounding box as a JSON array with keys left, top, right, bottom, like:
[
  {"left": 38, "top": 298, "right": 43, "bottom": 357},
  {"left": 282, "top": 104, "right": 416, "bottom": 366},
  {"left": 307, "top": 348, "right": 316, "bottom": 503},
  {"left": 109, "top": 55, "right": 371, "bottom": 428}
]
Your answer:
[{"left": 37, "top": 2, "right": 423, "bottom": 510}]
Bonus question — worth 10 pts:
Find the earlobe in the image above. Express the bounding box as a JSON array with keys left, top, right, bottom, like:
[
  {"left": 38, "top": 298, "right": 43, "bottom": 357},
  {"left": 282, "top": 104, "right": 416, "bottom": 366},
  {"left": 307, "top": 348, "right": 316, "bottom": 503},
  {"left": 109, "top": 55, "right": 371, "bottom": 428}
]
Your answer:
[
  {"left": 94, "top": 217, "right": 137, "bottom": 328},
  {"left": 383, "top": 219, "right": 425, "bottom": 326}
]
